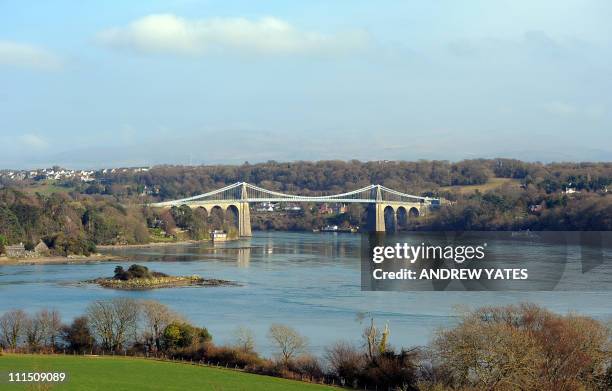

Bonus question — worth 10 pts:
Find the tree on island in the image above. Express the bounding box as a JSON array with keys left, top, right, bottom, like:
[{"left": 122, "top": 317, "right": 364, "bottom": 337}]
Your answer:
[{"left": 113, "top": 264, "right": 166, "bottom": 280}]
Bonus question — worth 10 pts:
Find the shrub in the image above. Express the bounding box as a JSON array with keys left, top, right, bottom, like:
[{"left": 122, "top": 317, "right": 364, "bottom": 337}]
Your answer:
[
  {"left": 431, "top": 303, "right": 611, "bottom": 390},
  {"left": 162, "top": 343, "right": 263, "bottom": 370},
  {"left": 61, "top": 316, "right": 93, "bottom": 354},
  {"left": 0, "top": 234, "right": 6, "bottom": 255},
  {"left": 162, "top": 322, "right": 211, "bottom": 350},
  {"left": 289, "top": 354, "right": 325, "bottom": 380},
  {"left": 360, "top": 349, "right": 419, "bottom": 391},
  {"left": 325, "top": 341, "right": 365, "bottom": 384},
  {"left": 165, "top": 342, "right": 208, "bottom": 361},
  {"left": 205, "top": 345, "right": 263, "bottom": 368},
  {"left": 113, "top": 266, "right": 128, "bottom": 280},
  {"left": 126, "top": 264, "right": 150, "bottom": 279},
  {"left": 113, "top": 264, "right": 168, "bottom": 280}
]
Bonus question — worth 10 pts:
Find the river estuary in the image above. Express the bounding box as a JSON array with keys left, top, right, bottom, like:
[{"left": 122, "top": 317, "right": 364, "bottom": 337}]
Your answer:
[{"left": 1, "top": 231, "right": 611, "bottom": 355}]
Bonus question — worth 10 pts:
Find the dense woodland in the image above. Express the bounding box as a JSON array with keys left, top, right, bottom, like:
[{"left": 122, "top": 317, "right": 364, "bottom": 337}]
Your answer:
[
  {"left": 0, "top": 191, "right": 149, "bottom": 255},
  {"left": 70, "top": 159, "right": 612, "bottom": 198},
  {"left": 1, "top": 159, "right": 611, "bottom": 255}
]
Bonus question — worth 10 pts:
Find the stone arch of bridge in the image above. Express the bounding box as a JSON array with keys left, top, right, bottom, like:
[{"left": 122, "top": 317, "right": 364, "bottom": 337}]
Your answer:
[
  {"left": 383, "top": 205, "right": 396, "bottom": 232},
  {"left": 175, "top": 199, "right": 424, "bottom": 236}
]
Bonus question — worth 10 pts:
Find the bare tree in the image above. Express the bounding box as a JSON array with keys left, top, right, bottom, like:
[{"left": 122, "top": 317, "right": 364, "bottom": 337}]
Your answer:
[
  {"left": 362, "top": 317, "right": 381, "bottom": 361},
  {"left": 0, "top": 309, "right": 28, "bottom": 350},
  {"left": 140, "top": 300, "right": 181, "bottom": 352},
  {"left": 268, "top": 324, "right": 307, "bottom": 365},
  {"left": 432, "top": 304, "right": 611, "bottom": 390},
  {"left": 25, "top": 313, "right": 44, "bottom": 350},
  {"left": 231, "top": 326, "right": 255, "bottom": 353},
  {"left": 87, "top": 298, "right": 139, "bottom": 351},
  {"left": 38, "top": 309, "right": 62, "bottom": 350}
]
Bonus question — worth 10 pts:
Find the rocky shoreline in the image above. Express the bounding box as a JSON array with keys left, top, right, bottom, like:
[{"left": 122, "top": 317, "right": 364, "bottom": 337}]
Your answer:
[
  {"left": 89, "top": 275, "right": 238, "bottom": 290},
  {"left": 96, "top": 240, "right": 208, "bottom": 249},
  {"left": 97, "top": 237, "right": 240, "bottom": 250},
  {"left": 0, "top": 253, "right": 124, "bottom": 266},
  {"left": 0, "top": 240, "right": 214, "bottom": 266}
]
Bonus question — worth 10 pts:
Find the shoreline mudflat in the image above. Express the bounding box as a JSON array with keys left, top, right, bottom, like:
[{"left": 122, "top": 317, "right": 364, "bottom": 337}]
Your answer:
[
  {"left": 0, "top": 238, "right": 240, "bottom": 266},
  {"left": 0, "top": 253, "right": 124, "bottom": 266},
  {"left": 97, "top": 239, "right": 210, "bottom": 250}
]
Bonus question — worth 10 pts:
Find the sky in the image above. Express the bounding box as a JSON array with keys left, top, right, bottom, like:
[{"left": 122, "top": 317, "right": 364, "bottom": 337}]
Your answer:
[{"left": 1, "top": 0, "right": 611, "bottom": 168}]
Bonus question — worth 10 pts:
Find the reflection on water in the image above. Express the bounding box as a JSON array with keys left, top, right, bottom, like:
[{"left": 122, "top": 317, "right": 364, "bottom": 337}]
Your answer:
[
  {"left": 237, "top": 247, "right": 251, "bottom": 267},
  {"left": 0, "top": 231, "right": 611, "bottom": 355}
]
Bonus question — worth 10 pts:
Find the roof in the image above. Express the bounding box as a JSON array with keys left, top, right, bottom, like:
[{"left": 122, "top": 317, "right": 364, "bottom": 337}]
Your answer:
[{"left": 5, "top": 243, "right": 25, "bottom": 249}]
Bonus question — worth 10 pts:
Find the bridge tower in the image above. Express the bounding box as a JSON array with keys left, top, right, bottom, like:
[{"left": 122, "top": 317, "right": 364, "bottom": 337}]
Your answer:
[
  {"left": 374, "top": 185, "right": 386, "bottom": 232},
  {"left": 238, "top": 183, "right": 252, "bottom": 237}
]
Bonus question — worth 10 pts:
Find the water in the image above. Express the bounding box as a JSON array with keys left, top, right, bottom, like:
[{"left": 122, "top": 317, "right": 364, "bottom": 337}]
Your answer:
[{"left": 1, "top": 231, "right": 611, "bottom": 356}]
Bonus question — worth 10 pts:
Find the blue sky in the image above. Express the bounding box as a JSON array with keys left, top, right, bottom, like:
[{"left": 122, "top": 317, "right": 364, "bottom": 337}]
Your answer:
[{"left": 1, "top": 0, "right": 611, "bottom": 168}]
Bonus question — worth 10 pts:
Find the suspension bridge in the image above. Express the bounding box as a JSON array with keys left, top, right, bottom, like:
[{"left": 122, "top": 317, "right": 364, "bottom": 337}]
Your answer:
[{"left": 150, "top": 182, "right": 438, "bottom": 236}]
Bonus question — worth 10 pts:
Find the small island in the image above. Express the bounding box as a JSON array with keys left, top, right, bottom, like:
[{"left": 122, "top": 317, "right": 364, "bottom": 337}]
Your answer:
[{"left": 90, "top": 264, "right": 236, "bottom": 290}]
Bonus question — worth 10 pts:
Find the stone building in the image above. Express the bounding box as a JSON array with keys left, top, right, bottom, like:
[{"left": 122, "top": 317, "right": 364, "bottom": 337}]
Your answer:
[
  {"left": 34, "top": 241, "right": 50, "bottom": 256},
  {"left": 5, "top": 243, "right": 26, "bottom": 258}
]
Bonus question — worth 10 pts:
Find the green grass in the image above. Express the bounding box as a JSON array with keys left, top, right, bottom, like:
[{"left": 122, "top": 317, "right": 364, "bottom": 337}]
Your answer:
[
  {"left": 0, "top": 354, "right": 334, "bottom": 391},
  {"left": 21, "top": 181, "right": 74, "bottom": 195},
  {"left": 147, "top": 228, "right": 177, "bottom": 243},
  {"left": 439, "top": 177, "right": 521, "bottom": 194}
]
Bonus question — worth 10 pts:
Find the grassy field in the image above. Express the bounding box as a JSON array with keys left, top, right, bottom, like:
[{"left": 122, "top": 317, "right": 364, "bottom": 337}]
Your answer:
[
  {"left": 20, "top": 181, "right": 74, "bottom": 195},
  {"left": 439, "top": 177, "right": 521, "bottom": 194},
  {"left": 0, "top": 354, "right": 334, "bottom": 391}
]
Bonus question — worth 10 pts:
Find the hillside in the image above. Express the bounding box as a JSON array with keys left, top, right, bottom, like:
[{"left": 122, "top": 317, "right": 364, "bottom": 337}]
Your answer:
[{"left": 0, "top": 354, "right": 334, "bottom": 391}]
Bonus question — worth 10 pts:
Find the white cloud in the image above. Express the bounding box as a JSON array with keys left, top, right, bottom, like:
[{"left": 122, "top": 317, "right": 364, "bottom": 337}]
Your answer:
[
  {"left": 96, "top": 14, "right": 369, "bottom": 56},
  {"left": 20, "top": 134, "right": 49, "bottom": 149},
  {"left": 0, "top": 41, "right": 62, "bottom": 70}
]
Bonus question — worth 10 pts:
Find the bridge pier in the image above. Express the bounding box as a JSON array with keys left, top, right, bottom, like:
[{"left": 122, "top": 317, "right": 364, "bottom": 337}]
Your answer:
[
  {"left": 370, "top": 202, "right": 423, "bottom": 233},
  {"left": 375, "top": 203, "right": 386, "bottom": 233},
  {"left": 366, "top": 203, "right": 388, "bottom": 233},
  {"left": 238, "top": 201, "right": 252, "bottom": 237}
]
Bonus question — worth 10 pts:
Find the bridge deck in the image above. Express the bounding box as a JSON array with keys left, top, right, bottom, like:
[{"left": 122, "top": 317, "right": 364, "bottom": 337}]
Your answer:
[{"left": 151, "top": 182, "right": 437, "bottom": 207}]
